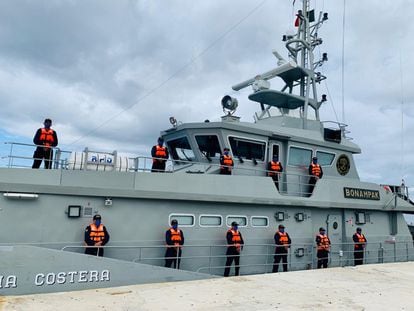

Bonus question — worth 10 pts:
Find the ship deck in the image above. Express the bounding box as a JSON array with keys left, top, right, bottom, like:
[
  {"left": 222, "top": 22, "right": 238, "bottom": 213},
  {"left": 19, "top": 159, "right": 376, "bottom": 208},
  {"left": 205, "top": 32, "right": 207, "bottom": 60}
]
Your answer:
[{"left": 2, "top": 262, "right": 413, "bottom": 310}]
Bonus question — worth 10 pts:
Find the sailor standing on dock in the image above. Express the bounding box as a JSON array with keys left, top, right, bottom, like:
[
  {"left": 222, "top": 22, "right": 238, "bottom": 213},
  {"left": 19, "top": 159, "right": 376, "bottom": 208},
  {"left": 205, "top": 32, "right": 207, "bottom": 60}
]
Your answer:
[
  {"left": 224, "top": 221, "right": 244, "bottom": 277},
  {"left": 315, "top": 227, "right": 330, "bottom": 268},
  {"left": 165, "top": 219, "right": 184, "bottom": 269},
  {"left": 353, "top": 227, "right": 367, "bottom": 265},
  {"left": 84, "top": 214, "right": 110, "bottom": 257},
  {"left": 272, "top": 224, "right": 291, "bottom": 273}
]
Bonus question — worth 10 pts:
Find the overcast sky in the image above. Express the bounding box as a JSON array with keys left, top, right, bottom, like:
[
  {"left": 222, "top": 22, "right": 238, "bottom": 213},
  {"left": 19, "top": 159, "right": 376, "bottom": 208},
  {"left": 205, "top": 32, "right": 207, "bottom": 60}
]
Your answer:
[{"left": 0, "top": 0, "right": 413, "bottom": 198}]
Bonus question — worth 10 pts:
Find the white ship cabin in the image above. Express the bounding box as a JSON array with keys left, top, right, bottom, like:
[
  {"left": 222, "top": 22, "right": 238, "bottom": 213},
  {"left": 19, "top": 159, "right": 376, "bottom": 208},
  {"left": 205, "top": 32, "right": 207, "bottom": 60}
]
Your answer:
[{"left": 158, "top": 107, "right": 362, "bottom": 197}]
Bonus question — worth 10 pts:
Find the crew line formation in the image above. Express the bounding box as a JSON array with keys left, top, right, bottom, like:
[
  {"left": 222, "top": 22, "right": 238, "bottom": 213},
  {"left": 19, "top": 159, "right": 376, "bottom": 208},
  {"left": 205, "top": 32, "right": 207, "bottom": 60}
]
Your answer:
[{"left": 84, "top": 215, "right": 368, "bottom": 277}]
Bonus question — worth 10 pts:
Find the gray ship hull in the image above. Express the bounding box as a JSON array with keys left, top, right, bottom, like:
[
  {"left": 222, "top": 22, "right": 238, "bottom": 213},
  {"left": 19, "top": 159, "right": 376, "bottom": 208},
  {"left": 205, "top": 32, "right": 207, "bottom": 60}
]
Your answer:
[{"left": 1, "top": 168, "right": 413, "bottom": 295}]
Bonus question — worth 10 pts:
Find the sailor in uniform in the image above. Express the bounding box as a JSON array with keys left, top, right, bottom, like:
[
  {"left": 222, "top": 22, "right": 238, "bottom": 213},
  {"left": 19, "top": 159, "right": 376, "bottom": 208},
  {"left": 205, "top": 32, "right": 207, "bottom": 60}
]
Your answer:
[
  {"left": 165, "top": 219, "right": 184, "bottom": 269},
  {"left": 84, "top": 214, "right": 110, "bottom": 257},
  {"left": 352, "top": 227, "right": 367, "bottom": 265}
]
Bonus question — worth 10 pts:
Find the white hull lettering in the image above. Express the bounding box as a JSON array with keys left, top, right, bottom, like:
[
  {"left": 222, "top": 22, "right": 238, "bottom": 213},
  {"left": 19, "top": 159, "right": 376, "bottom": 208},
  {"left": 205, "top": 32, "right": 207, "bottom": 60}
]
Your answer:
[
  {"left": 344, "top": 187, "right": 380, "bottom": 200},
  {"left": 101, "top": 270, "right": 110, "bottom": 281},
  {"left": 34, "top": 270, "right": 110, "bottom": 287},
  {"left": 57, "top": 272, "right": 66, "bottom": 284},
  {"left": 67, "top": 271, "right": 77, "bottom": 283},
  {"left": 0, "top": 275, "right": 17, "bottom": 288},
  {"left": 89, "top": 270, "right": 98, "bottom": 282},
  {"left": 35, "top": 273, "right": 45, "bottom": 286},
  {"left": 78, "top": 271, "right": 88, "bottom": 283},
  {"left": 46, "top": 273, "right": 56, "bottom": 285}
]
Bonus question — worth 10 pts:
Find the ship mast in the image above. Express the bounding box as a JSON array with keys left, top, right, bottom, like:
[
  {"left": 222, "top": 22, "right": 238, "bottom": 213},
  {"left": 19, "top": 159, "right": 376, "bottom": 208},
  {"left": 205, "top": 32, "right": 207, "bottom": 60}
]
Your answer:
[
  {"left": 232, "top": 0, "right": 328, "bottom": 129},
  {"left": 289, "top": 0, "right": 328, "bottom": 126}
]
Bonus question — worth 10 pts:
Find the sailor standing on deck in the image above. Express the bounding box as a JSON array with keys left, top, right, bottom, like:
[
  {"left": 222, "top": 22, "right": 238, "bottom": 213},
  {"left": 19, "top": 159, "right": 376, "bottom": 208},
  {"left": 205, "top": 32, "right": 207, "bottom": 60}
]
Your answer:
[
  {"left": 352, "top": 227, "right": 367, "bottom": 266},
  {"left": 84, "top": 214, "right": 110, "bottom": 257},
  {"left": 220, "top": 147, "right": 234, "bottom": 175},
  {"left": 272, "top": 224, "right": 291, "bottom": 272},
  {"left": 165, "top": 219, "right": 184, "bottom": 269},
  {"left": 151, "top": 137, "right": 169, "bottom": 172},
  {"left": 267, "top": 155, "right": 283, "bottom": 190},
  {"left": 224, "top": 221, "right": 244, "bottom": 277},
  {"left": 32, "top": 118, "right": 58, "bottom": 169},
  {"left": 308, "top": 156, "right": 323, "bottom": 194},
  {"left": 315, "top": 227, "right": 330, "bottom": 268}
]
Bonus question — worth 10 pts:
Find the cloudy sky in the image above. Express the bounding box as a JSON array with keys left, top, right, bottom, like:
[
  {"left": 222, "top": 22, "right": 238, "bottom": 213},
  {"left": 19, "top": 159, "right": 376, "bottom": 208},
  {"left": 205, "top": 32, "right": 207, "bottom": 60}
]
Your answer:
[{"left": 0, "top": 0, "right": 413, "bottom": 196}]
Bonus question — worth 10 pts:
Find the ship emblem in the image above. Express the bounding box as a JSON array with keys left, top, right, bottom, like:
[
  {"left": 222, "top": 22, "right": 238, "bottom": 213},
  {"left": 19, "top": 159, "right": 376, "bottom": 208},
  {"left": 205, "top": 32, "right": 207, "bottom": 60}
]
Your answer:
[{"left": 336, "top": 154, "right": 350, "bottom": 176}]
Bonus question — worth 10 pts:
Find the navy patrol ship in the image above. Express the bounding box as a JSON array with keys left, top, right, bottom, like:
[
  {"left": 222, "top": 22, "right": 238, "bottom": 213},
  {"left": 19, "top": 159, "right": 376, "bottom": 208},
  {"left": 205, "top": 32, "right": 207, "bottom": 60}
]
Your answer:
[{"left": 1, "top": 0, "right": 413, "bottom": 295}]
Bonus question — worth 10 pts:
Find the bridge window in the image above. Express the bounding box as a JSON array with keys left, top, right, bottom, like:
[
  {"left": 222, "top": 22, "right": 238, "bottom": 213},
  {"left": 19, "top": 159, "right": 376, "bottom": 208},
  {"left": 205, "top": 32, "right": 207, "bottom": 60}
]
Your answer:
[
  {"left": 229, "top": 137, "right": 265, "bottom": 161},
  {"left": 195, "top": 135, "right": 221, "bottom": 159},
  {"left": 251, "top": 216, "right": 269, "bottom": 227},
  {"left": 200, "top": 215, "right": 222, "bottom": 227},
  {"left": 169, "top": 214, "right": 195, "bottom": 227},
  {"left": 316, "top": 151, "right": 335, "bottom": 166},
  {"left": 288, "top": 146, "right": 312, "bottom": 166},
  {"left": 226, "top": 215, "right": 247, "bottom": 227},
  {"left": 167, "top": 137, "right": 195, "bottom": 162}
]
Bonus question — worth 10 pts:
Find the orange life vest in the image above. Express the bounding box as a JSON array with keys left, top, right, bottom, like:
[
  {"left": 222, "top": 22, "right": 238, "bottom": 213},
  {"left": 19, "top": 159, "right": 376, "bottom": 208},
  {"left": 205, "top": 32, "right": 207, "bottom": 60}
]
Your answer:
[
  {"left": 169, "top": 228, "right": 182, "bottom": 245},
  {"left": 221, "top": 155, "right": 233, "bottom": 168},
  {"left": 228, "top": 229, "right": 241, "bottom": 243},
  {"left": 153, "top": 145, "right": 167, "bottom": 162},
  {"left": 311, "top": 163, "right": 322, "bottom": 177},
  {"left": 276, "top": 231, "right": 289, "bottom": 245},
  {"left": 317, "top": 234, "right": 330, "bottom": 251},
  {"left": 269, "top": 161, "right": 282, "bottom": 176},
  {"left": 39, "top": 128, "right": 55, "bottom": 147},
  {"left": 354, "top": 233, "right": 366, "bottom": 249},
  {"left": 89, "top": 223, "right": 105, "bottom": 242}
]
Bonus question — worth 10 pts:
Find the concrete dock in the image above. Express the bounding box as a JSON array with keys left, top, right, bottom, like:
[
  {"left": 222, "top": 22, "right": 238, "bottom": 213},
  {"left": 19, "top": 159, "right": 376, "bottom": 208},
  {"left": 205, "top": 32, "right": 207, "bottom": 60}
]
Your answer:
[{"left": 1, "top": 262, "right": 413, "bottom": 310}]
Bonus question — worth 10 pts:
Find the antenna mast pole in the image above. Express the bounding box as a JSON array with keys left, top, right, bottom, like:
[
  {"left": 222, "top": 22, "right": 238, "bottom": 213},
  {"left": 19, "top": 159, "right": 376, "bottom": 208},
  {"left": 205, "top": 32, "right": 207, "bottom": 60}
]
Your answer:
[{"left": 289, "top": 0, "right": 324, "bottom": 128}]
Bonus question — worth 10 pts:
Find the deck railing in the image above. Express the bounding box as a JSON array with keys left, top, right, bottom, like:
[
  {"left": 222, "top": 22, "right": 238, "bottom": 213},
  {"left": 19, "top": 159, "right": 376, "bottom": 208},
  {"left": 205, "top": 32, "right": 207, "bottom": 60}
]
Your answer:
[
  {"left": 2, "top": 141, "right": 411, "bottom": 200},
  {"left": 58, "top": 240, "right": 414, "bottom": 276}
]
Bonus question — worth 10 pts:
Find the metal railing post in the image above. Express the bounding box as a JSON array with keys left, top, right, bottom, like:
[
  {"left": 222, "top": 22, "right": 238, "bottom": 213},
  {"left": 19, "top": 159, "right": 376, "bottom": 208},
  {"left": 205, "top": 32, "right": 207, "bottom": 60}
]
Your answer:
[
  {"left": 266, "top": 244, "right": 271, "bottom": 273},
  {"left": 406, "top": 242, "right": 409, "bottom": 261},
  {"left": 394, "top": 242, "right": 397, "bottom": 262},
  {"left": 378, "top": 243, "right": 384, "bottom": 263},
  {"left": 209, "top": 245, "right": 212, "bottom": 274},
  {"left": 8, "top": 142, "right": 13, "bottom": 168},
  {"left": 175, "top": 246, "right": 179, "bottom": 269},
  {"left": 288, "top": 247, "right": 292, "bottom": 271},
  {"left": 311, "top": 245, "right": 314, "bottom": 269},
  {"left": 54, "top": 148, "right": 61, "bottom": 169}
]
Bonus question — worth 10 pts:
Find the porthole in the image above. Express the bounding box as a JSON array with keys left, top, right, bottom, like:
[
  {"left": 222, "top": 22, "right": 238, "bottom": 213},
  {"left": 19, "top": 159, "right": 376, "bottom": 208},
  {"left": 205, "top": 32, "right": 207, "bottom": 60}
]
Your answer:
[
  {"left": 226, "top": 216, "right": 247, "bottom": 227},
  {"left": 169, "top": 214, "right": 195, "bottom": 227}
]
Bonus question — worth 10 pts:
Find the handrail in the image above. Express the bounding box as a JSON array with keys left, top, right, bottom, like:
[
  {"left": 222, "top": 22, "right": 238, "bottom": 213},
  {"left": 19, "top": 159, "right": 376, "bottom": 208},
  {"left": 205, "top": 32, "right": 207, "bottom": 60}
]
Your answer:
[
  {"left": 0, "top": 141, "right": 392, "bottom": 198},
  {"left": 0, "top": 141, "right": 313, "bottom": 177},
  {"left": 57, "top": 240, "right": 414, "bottom": 275},
  {"left": 3, "top": 141, "right": 72, "bottom": 169}
]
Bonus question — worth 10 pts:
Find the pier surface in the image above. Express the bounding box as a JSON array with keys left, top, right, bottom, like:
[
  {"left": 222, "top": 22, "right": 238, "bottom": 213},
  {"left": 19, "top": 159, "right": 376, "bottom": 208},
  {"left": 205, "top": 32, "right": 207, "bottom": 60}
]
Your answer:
[{"left": 1, "top": 262, "right": 413, "bottom": 310}]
